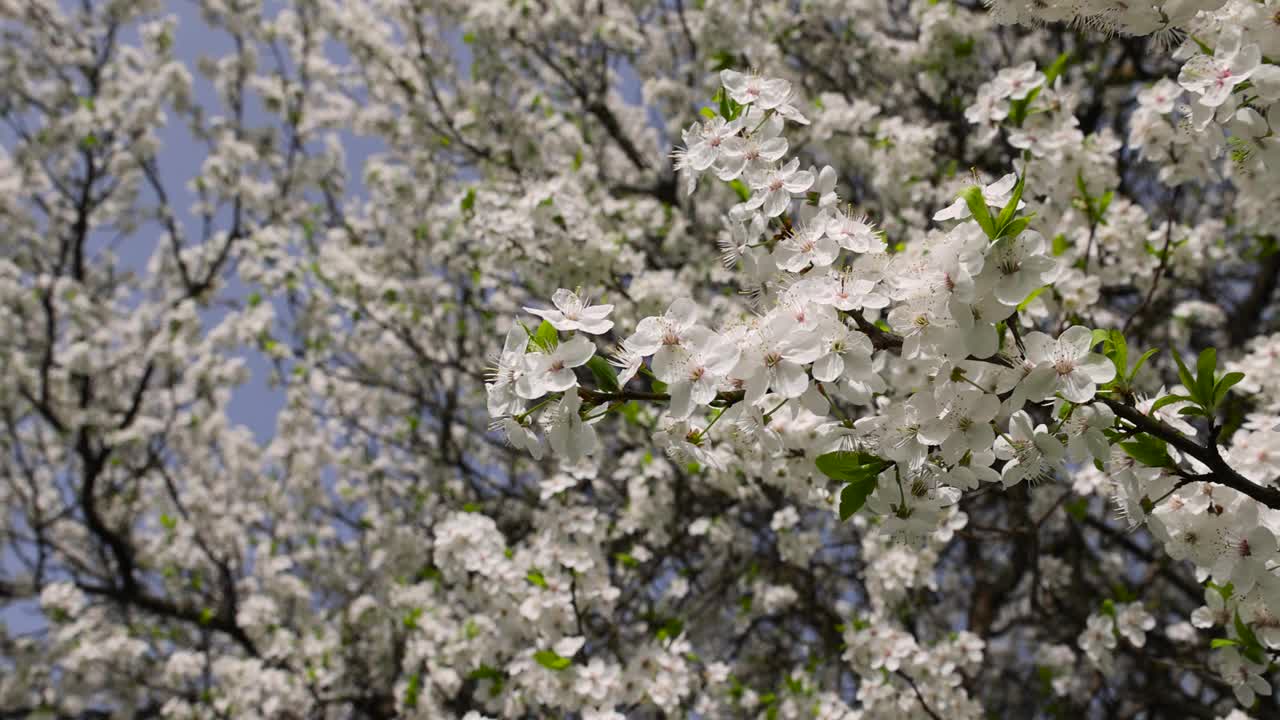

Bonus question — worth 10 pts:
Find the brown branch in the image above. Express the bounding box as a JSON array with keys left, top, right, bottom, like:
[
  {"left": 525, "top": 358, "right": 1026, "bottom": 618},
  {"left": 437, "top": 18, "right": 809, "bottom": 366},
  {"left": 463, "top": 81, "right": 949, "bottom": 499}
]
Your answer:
[{"left": 1100, "top": 397, "right": 1280, "bottom": 510}]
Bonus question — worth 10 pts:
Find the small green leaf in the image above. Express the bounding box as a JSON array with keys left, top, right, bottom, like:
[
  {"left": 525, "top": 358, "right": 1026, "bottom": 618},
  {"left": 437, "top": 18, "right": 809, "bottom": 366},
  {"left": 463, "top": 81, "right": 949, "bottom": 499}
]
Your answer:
[
  {"left": 655, "top": 617, "right": 684, "bottom": 642},
  {"left": 1016, "top": 285, "right": 1048, "bottom": 312},
  {"left": 1214, "top": 371, "right": 1245, "bottom": 407},
  {"left": 1043, "top": 51, "right": 1072, "bottom": 85},
  {"left": 526, "top": 570, "right": 548, "bottom": 588},
  {"left": 1119, "top": 434, "right": 1174, "bottom": 468},
  {"left": 1150, "top": 394, "right": 1194, "bottom": 414},
  {"left": 717, "top": 88, "right": 743, "bottom": 120},
  {"left": 728, "top": 179, "right": 751, "bottom": 203},
  {"left": 534, "top": 649, "right": 573, "bottom": 671},
  {"left": 1170, "top": 349, "right": 1198, "bottom": 403},
  {"left": 460, "top": 188, "right": 476, "bottom": 214},
  {"left": 960, "top": 186, "right": 996, "bottom": 239},
  {"left": 1209, "top": 581, "right": 1235, "bottom": 600},
  {"left": 1211, "top": 638, "right": 1240, "bottom": 649},
  {"left": 993, "top": 173, "right": 1026, "bottom": 233},
  {"left": 996, "top": 215, "right": 1033, "bottom": 241},
  {"left": 1129, "top": 348, "right": 1159, "bottom": 382},
  {"left": 1195, "top": 348, "right": 1217, "bottom": 407},
  {"left": 700, "top": 106, "right": 717, "bottom": 120},
  {"left": 586, "top": 356, "right": 621, "bottom": 393},
  {"left": 815, "top": 451, "right": 891, "bottom": 483},
  {"left": 839, "top": 478, "right": 877, "bottom": 520},
  {"left": 403, "top": 607, "right": 423, "bottom": 629},
  {"left": 1234, "top": 611, "right": 1267, "bottom": 664},
  {"left": 1101, "top": 330, "right": 1128, "bottom": 380},
  {"left": 532, "top": 320, "right": 559, "bottom": 351},
  {"left": 404, "top": 672, "right": 422, "bottom": 708},
  {"left": 1096, "top": 190, "right": 1114, "bottom": 221}
]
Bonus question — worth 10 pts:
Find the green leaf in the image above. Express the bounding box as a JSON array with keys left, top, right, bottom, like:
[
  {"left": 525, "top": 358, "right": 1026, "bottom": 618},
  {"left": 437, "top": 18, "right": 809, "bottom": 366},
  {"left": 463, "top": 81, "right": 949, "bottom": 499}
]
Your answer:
[
  {"left": 1214, "top": 371, "right": 1245, "bottom": 407},
  {"left": 1043, "top": 51, "right": 1072, "bottom": 84},
  {"left": 1150, "top": 393, "right": 1194, "bottom": 414},
  {"left": 1077, "top": 170, "right": 1097, "bottom": 204},
  {"left": 1101, "top": 330, "right": 1128, "bottom": 380},
  {"left": 655, "top": 617, "right": 684, "bottom": 642},
  {"left": 1195, "top": 347, "right": 1217, "bottom": 408},
  {"left": 1129, "top": 348, "right": 1159, "bottom": 382},
  {"left": 1170, "top": 349, "right": 1199, "bottom": 404},
  {"left": 996, "top": 215, "right": 1033, "bottom": 241},
  {"left": 402, "top": 607, "right": 423, "bottom": 629},
  {"left": 839, "top": 478, "right": 877, "bottom": 520},
  {"left": 1052, "top": 233, "right": 1070, "bottom": 256},
  {"left": 1208, "top": 580, "right": 1235, "bottom": 600},
  {"left": 1234, "top": 611, "right": 1267, "bottom": 664},
  {"left": 994, "top": 173, "right": 1026, "bottom": 233},
  {"left": 815, "top": 451, "right": 891, "bottom": 483},
  {"left": 717, "top": 88, "right": 743, "bottom": 121},
  {"left": 708, "top": 50, "right": 735, "bottom": 72},
  {"left": 1008, "top": 53, "right": 1070, "bottom": 128},
  {"left": 700, "top": 106, "right": 717, "bottom": 120},
  {"left": 1119, "top": 434, "right": 1174, "bottom": 468},
  {"left": 404, "top": 672, "right": 422, "bottom": 709},
  {"left": 1211, "top": 638, "right": 1240, "bottom": 649},
  {"left": 532, "top": 320, "right": 559, "bottom": 351},
  {"left": 460, "top": 188, "right": 476, "bottom": 214},
  {"left": 526, "top": 570, "right": 548, "bottom": 588},
  {"left": 1096, "top": 190, "right": 1114, "bottom": 221},
  {"left": 960, "top": 186, "right": 996, "bottom": 239},
  {"left": 1008, "top": 93, "right": 1035, "bottom": 127},
  {"left": 586, "top": 356, "right": 621, "bottom": 393},
  {"left": 534, "top": 649, "right": 573, "bottom": 671},
  {"left": 728, "top": 179, "right": 751, "bottom": 203},
  {"left": 1016, "top": 285, "right": 1048, "bottom": 312}
]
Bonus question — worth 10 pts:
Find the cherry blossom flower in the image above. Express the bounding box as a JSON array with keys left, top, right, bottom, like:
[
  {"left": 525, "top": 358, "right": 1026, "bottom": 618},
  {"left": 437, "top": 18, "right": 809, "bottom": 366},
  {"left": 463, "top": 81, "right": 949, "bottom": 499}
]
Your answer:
[
  {"left": 524, "top": 288, "right": 615, "bottom": 334},
  {"left": 1178, "top": 30, "right": 1262, "bottom": 108},
  {"left": 994, "top": 410, "right": 1066, "bottom": 487},
  {"left": 745, "top": 158, "right": 815, "bottom": 218},
  {"left": 517, "top": 335, "right": 597, "bottom": 398},
  {"left": 1021, "top": 326, "right": 1115, "bottom": 403},
  {"left": 720, "top": 69, "right": 793, "bottom": 109}
]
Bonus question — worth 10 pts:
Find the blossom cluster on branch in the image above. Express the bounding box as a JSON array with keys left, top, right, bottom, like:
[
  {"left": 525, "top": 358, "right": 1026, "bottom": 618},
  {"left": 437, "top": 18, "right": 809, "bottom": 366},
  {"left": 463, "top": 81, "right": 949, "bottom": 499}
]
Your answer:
[{"left": 2, "top": 0, "right": 1280, "bottom": 718}]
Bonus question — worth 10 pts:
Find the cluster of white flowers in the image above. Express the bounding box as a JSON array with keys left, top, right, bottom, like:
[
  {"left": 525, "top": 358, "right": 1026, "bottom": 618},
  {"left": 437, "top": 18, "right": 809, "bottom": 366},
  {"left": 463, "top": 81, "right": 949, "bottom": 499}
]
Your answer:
[
  {"left": 7, "top": 0, "right": 1280, "bottom": 717},
  {"left": 490, "top": 56, "right": 1280, "bottom": 711}
]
